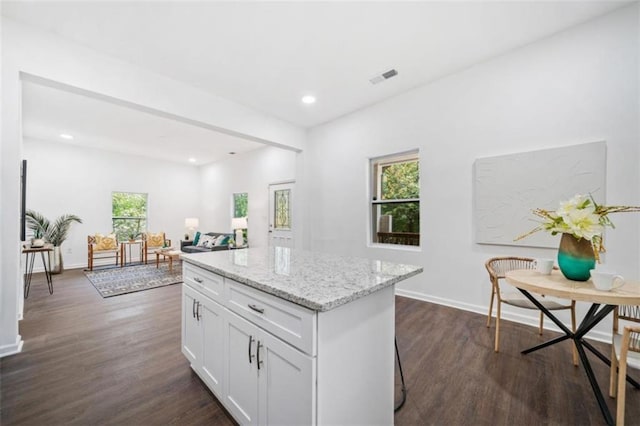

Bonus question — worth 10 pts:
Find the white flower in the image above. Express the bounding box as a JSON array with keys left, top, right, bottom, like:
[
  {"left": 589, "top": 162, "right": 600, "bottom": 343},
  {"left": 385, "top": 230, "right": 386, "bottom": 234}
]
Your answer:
[
  {"left": 563, "top": 207, "right": 603, "bottom": 240},
  {"left": 556, "top": 194, "right": 590, "bottom": 218}
]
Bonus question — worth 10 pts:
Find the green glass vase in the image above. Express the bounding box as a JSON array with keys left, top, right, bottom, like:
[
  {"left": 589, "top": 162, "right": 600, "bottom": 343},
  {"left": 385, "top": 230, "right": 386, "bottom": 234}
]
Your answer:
[{"left": 557, "top": 233, "right": 595, "bottom": 281}]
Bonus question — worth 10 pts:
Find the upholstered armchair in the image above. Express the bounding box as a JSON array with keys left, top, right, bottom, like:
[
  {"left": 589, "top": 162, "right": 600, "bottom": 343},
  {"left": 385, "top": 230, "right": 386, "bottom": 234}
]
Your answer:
[
  {"left": 87, "top": 233, "right": 120, "bottom": 271},
  {"left": 142, "top": 232, "right": 171, "bottom": 264}
]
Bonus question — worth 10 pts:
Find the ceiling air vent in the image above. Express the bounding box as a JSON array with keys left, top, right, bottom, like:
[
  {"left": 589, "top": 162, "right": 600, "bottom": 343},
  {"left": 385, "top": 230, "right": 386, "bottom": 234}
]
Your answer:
[{"left": 369, "top": 69, "right": 398, "bottom": 85}]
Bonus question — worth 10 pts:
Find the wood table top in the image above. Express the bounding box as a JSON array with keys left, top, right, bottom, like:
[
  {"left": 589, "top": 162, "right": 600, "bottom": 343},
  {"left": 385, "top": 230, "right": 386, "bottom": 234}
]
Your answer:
[
  {"left": 505, "top": 269, "right": 640, "bottom": 306},
  {"left": 22, "top": 244, "right": 53, "bottom": 253}
]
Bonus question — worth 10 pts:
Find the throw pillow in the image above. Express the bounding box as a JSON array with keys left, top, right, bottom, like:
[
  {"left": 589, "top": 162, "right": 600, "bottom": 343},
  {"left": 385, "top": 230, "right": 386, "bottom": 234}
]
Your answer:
[
  {"left": 214, "top": 235, "right": 226, "bottom": 246},
  {"left": 197, "top": 235, "right": 214, "bottom": 247},
  {"left": 217, "top": 235, "right": 231, "bottom": 246},
  {"left": 95, "top": 233, "right": 118, "bottom": 251},
  {"left": 148, "top": 232, "right": 165, "bottom": 248},
  {"left": 193, "top": 231, "right": 201, "bottom": 245},
  {"left": 203, "top": 236, "right": 218, "bottom": 249}
]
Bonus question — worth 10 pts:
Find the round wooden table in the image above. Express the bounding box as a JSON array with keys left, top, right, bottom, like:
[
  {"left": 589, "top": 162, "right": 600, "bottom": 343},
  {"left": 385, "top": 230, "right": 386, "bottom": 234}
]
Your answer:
[{"left": 506, "top": 269, "right": 640, "bottom": 426}]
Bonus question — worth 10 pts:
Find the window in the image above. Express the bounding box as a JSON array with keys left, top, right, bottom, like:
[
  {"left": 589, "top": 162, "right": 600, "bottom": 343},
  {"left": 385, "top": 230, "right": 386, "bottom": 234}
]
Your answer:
[
  {"left": 112, "top": 192, "right": 147, "bottom": 241},
  {"left": 233, "top": 192, "right": 248, "bottom": 218},
  {"left": 370, "top": 151, "right": 420, "bottom": 247},
  {"left": 233, "top": 192, "right": 248, "bottom": 241}
]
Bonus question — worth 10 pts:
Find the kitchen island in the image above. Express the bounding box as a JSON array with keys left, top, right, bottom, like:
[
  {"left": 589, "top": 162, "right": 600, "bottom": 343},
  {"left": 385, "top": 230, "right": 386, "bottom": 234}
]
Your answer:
[{"left": 181, "top": 247, "right": 422, "bottom": 425}]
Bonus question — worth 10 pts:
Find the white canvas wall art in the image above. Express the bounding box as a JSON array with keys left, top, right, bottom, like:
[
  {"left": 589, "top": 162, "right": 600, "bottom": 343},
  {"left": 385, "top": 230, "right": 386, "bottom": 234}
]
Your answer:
[{"left": 473, "top": 141, "right": 606, "bottom": 248}]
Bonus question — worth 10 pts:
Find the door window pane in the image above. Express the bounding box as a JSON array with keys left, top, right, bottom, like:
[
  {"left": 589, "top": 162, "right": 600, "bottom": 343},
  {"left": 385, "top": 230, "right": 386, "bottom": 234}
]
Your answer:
[{"left": 274, "top": 189, "right": 291, "bottom": 230}]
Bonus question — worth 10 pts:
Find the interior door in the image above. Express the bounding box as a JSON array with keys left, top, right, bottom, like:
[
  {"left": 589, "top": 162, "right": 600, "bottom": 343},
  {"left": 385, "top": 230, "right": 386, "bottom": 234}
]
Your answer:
[{"left": 268, "top": 182, "right": 294, "bottom": 248}]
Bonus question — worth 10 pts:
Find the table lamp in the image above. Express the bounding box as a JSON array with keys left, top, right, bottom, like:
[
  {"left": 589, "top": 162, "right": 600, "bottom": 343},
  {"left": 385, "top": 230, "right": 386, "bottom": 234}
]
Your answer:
[
  {"left": 231, "top": 217, "right": 248, "bottom": 248},
  {"left": 185, "top": 217, "right": 199, "bottom": 240}
]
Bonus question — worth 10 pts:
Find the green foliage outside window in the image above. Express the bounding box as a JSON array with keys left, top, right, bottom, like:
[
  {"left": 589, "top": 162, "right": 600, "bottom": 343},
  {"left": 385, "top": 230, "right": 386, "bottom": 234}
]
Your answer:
[
  {"left": 112, "top": 192, "right": 147, "bottom": 241},
  {"left": 381, "top": 162, "right": 419, "bottom": 200},
  {"left": 380, "top": 161, "right": 419, "bottom": 233},
  {"left": 233, "top": 193, "right": 248, "bottom": 217}
]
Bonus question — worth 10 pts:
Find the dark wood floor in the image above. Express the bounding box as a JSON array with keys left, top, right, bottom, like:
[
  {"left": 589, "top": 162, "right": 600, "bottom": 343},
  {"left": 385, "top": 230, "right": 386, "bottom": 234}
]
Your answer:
[{"left": 1, "top": 269, "right": 639, "bottom": 425}]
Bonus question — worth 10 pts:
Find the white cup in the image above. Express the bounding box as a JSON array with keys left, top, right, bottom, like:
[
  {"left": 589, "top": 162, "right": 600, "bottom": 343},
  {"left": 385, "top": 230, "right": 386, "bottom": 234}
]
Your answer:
[
  {"left": 590, "top": 270, "right": 625, "bottom": 291},
  {"left": 535, "top": 258, "right": 554, "bottom": 275}
]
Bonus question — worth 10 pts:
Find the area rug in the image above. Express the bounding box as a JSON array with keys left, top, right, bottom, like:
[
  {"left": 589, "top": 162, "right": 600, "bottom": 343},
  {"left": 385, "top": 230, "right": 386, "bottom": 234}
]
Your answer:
[{"left": 84, "top": 263, "right": 182, "bottom": 298}]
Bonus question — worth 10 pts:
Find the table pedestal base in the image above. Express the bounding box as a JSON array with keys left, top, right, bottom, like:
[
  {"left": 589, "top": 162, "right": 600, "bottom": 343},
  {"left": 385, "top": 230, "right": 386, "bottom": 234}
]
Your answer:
[{"left": 518, "top": 289, "right": 640, "bottom": 426}]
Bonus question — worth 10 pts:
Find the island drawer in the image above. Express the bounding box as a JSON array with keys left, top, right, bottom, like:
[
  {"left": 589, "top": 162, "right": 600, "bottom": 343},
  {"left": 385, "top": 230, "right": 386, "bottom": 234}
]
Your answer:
[
  {"left": 183, "top": 263, "right": 224, "bottom": 303},
  {"left": 225, "top": 279, "right": 316, "bottom": 355}
]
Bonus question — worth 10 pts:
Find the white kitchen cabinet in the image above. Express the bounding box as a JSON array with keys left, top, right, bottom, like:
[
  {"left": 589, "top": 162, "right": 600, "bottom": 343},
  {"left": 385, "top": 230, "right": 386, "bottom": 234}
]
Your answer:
[
  {"left": 182, "top": 284, "right": 201, "bottom": 365},
  {"left": 182, "top": 284, "right": 225, "bottom": 397},
  {"left": 199, "top": 295, "right": 225, "bottom": 396},
  {"left": 224, "top": 310, "right": 314, "bottom": 426},
  {"left": 224, "top": 310, "right": 259, "bottom": 424},
  {"left": 257, "top": 322, "right": 315, "bottom": 426}
]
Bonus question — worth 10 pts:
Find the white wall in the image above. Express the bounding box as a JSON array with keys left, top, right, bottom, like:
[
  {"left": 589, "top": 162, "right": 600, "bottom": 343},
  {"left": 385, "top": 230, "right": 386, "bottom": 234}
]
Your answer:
[
  {"left": 200, "top": 146, "right": 297, "bottom": 249},
  {"left": 23, "top": 139, "right": 201, "bottom": 269},
  {"left": 1, "top": 17, "right": 304, "bottom": 356},
  {"left": 304, "top": 5, "right": 639, "bottom": 337}
]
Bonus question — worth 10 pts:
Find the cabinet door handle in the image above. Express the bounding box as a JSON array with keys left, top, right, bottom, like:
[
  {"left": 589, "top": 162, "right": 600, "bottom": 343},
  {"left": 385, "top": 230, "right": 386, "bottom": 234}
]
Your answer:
[
  {"left": 248, "top": 335, "right": 255, "bottom": 364},
  {"left": 257, "top": 341, "right": 263, "bottom": 370},
  {"left": 192, "top": 298, "right": 196, "bottom": 318},
  {"left": 193, "top": 277, "right": 203, "bottom": 283},
  {"left": 196, "top": 301, "right": 201, "bottom": 321},
  {"left": 248, "top": 304, "right": 265, "bottom": 314}
]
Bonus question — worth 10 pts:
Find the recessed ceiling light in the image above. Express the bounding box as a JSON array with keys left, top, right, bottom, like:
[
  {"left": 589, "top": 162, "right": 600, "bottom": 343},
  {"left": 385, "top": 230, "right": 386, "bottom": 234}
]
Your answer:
[
  {"left": 59, "top": 133, "right": 74, "bottom": 140},
  {"left": 301, "top": 95, "right": 316, "bottom": 105},
  {"left": 188, "top": 158, "right": 196, "bottom": 163}
]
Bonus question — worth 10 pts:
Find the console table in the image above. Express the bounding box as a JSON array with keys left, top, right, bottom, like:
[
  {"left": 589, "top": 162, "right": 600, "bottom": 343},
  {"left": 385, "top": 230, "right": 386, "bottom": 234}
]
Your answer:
[{"left": 22, "top": 244, "right": 54, "bottom": 298}]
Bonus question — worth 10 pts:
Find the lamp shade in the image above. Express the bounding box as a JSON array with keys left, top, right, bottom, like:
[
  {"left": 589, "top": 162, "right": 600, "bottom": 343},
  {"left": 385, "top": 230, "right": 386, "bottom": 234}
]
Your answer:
[
  {"left": 185, "top": 217, "right": 199, "bottom": 228},
  {"left": 231, "top": 217, "right": 248, "bottom": 230}
]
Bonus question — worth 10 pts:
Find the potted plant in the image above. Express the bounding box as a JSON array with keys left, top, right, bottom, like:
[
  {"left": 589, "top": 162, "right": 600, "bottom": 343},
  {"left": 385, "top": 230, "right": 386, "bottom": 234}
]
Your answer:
[
  {"left": 25, "top": 210, "right": 82, "bottom": 274},
  {"left": 517, "top": 194, "right": 640, "bottom": 281}
]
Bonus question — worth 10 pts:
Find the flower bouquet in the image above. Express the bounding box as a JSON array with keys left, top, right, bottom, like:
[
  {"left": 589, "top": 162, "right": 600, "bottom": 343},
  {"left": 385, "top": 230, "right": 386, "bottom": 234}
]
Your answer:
[
  {"left": 517, "top": 194, "right": 640, "bottom": 259},
  {"left": 516, "top": 194, "right": 640, "bottom": 280}
]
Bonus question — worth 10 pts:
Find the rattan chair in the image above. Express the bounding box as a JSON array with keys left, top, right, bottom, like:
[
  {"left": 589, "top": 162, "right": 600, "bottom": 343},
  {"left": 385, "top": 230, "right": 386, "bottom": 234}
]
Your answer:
[
  {"left": 142, "top": 232, "right": 171, "bottom": 264},
  {"left": 609, "top": 305, "right": 640, "bottom": 425},
  {"left": 87, "top": 234, "right": 120, "bottom": 271},
  {"left": 485, "top": 256, "right": 577, "bottom": 364}
]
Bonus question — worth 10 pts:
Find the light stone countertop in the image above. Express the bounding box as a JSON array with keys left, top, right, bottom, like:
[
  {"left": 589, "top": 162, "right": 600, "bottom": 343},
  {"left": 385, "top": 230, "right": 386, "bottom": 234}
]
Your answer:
[{"left": 180, "top": 247, "right": 423, "bottom": 312}]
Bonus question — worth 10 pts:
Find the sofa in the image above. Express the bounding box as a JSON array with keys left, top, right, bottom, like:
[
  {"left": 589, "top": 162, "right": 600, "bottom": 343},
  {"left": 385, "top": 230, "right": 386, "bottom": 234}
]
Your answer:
[{"left": 180, "top": 232, "right": 234, "bottom": 253}]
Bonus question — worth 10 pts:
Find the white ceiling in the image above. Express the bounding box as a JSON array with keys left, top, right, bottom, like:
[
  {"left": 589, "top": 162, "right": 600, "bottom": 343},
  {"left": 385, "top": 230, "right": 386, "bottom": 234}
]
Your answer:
[
  {"left": 5, "top": 1, "right": 630, "bottom": 164},
  {"left": 21, "top": 80, "right": 266, "bottom": 166}
]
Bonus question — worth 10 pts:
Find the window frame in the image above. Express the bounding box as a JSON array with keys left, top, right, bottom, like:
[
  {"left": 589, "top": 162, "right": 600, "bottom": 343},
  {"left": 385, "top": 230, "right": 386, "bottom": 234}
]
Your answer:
[
  {"left": 369, "top": 150, "right": 420, "bottom": 249},
  {"left": 111, "top": 191, "right": 148, "bottom": 241}
]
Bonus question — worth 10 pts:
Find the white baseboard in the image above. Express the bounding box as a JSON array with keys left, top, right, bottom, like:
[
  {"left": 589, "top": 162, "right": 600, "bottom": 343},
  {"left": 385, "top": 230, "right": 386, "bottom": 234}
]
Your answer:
[
  {"left": 395, "top": 288, "right": 612, "bottom": 344},
  {"left": 27, "top": 261, "right": 102, "bottom": 273},
  {"left": 0, "top": 335, "right": 23, "bottom": 358}
]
